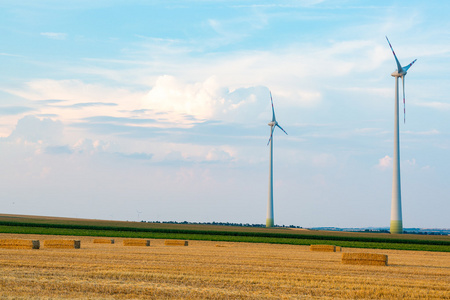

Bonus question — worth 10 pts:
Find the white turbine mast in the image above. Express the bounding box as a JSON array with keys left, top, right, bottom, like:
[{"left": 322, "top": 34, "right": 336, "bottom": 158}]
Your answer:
[
  {"left": 266, "top": 91, "right": 288, "bottom": 228},
  {"left": 385, "top": 36, "right": 417, "bottom": 234}
]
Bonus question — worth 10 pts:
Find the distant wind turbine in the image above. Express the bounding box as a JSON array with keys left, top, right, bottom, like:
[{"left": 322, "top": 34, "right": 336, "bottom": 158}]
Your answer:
[
  {"left": 266, "top": 92, "right": 288, "bottom": 228},
  {"left": 385, "top": 36, "right": 417, "bottom": 234}
]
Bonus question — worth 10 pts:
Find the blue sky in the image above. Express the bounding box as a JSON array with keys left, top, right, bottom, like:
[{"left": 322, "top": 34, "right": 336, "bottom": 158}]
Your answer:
[{"left": 0, "top": 0, "right": 449, "bottom": 228}]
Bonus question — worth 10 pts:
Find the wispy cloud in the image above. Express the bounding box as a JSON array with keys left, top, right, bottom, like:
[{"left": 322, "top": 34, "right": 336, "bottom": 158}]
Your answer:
[
  {"left": 0, "top": 106, "right": 34, "bottom": 116},
  {"left": 312, "top": 153, "right": 337, "bottom": 167},
  {"left": 0, "top": 52, "right": 23, "bottom": 57},
  {"left": 63, "top": 102, "right": 118, "bottom": 109},
  {"left": 232, "top": 0, "right": 326, "bottom": 9},
  {"left": 406, "top": 158, "right": 416, "bottom": 166},
  {"left": 115, "top": 152, "right": 153, "bottom": 160},
  {"left": 416, "top": 101, "right": 450, "bottom": 110},
  {"left": 403, "top": 129, "right": 440, "bottom": 136},
  {"left": 40, "top": 32, "right": 67, "bottom": 40},
  {"left": 82, "top": 116, "right": 157, "bottom": 126}
]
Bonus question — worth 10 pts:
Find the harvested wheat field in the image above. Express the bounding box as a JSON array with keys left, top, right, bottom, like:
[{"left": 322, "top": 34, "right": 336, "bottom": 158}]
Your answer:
[{"left": 0, "top": 233, "right": 449, "bottom": 299}]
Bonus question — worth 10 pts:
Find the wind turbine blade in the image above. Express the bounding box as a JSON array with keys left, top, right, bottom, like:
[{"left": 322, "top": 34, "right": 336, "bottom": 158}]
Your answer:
[
  {"left": 402, "top": 76, "right": 406, "bottom": 123},
  {"left": 386, "top": 36, "right": 403, "bottom": 73},
  {"left": 270, "top": 91, "right": 276, "bottom": 122},
  {"left": 403, "top": 59, "right": 417, "bottom": 72},
  {"left": 267, "top": 126, "right": 275, "bottom": 146},
  {"left": 276, "top": 124, "right": 288, "bottom": 135}
]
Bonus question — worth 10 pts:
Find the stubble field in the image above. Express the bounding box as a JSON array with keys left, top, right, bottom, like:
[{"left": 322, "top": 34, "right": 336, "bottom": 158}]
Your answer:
[{"left": 0, "top": 233, "right": 449, "bottom": 299}]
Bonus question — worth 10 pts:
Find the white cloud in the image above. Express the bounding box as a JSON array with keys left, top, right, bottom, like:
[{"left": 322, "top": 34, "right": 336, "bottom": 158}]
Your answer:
[
  {"left": 296, "top": 90, "right": 322, "bottom": 107},
  {"left": 335, "top": 87, "right": 391, "bottom": 99},
  {"left": 14, "top": 79, "right": 138, "bottom": 104},
  {"left": 354, "top": 128, "right": 383, "bottom": 135},
  {"left": 403, "top": 129, "right": 439, "bottom": 136},
  {"left": 8, "top": 115, "right": 63, "bottom": 145},
  {"left": 205, "top": 148, "right": 234, "bottom": 162},
  {"left": 73, "top": 138, "right": 110, "bottom": 155},
  {"left": 40, "top": 32, "right": 67, "bottom": 40},
  {"left": 207, "top": 18, "right": 247, "bottom": 44},
  {"left": 142, "top": 75, "right": 219, "bottom": 121},
  {"left": 416, "top": 101, "right": 450, "bottom": 110},
  {"left": 160, "top": 144, "right": 236, "bottom": 164},
  {"left": 377, "top": 155, "right": 392, "bottom": 170},
  {"left": 3, "top": 79, "right": 144, "bottom": 129},
  {"left": 312, "top": 153, "right": 336, "bottom": 167},
  {"left": 0, "top": 52, "right": 23, "bottom": 57},
  {"left": 0, "top": 77, "right": 270, "bottom": 141},
  {"left": 406, "top": 158, "right": 416, "bottom": 166},
  {"left": 142, "top": 75, "right": 271, "bottom": 125}
]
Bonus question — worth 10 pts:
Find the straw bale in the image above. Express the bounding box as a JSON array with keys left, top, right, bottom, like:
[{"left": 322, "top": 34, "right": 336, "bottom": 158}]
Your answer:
[
  {"left": 341, "top": 253, "right": 388, "bottom": 266},
  {"left": 335, "top": 246, "right": 342, "bottom": 252},
  {"left": 342, "top": 259, "right": 387, "bottom": 266},
  {"left": 342, "top": 253, "right": 387, "bottom": 261},
  {"left": 44, "top": 240, "right": 81, "bottom": 249},
  {"left": 123, "top": 239, "right": 150, "bottom": 246},
  {"left": 93, "top": 239, "right": 115, "bottom": 244},
  {"left": 164, "top": 240, "right": 188, "bottom": 246},
  {"left": 310, "top": 244, "right": 336, "bottom": 252},
  {"left": 0, "top": 239, "right": 40, "bottom": 249}
]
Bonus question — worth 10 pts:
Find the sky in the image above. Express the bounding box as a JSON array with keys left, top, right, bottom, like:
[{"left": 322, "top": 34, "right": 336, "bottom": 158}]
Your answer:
[{"left": 0, "top": 0, "right": 449, "bottom": 228}]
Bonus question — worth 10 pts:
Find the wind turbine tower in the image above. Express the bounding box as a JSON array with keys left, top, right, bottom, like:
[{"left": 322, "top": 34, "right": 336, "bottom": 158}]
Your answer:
[
  {"left": 386, "top": 37, "right": 417, "bottom": 234},
  {"left": 266, "top": 92, "right": 288, "bottom": 228}
]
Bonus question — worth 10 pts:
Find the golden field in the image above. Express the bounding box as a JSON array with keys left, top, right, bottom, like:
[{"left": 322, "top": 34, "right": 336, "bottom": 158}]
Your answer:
[{"left": 0, "top": 233, "right": 449, "bottom": 299}]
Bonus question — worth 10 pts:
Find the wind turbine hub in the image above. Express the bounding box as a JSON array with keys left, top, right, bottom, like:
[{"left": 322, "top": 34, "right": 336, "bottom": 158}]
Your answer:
[
  {"left": 391, "top": 70, "right": 406, "bottom": 77},
  {"left": 268, "top": 121, "right": 276, "bottom": 126}
]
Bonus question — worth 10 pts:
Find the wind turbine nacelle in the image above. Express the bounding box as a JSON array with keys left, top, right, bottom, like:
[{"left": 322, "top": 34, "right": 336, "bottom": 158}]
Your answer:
[
  {"left": 268, "top": 121, "right": 276, "bottom": 126},
  {"left": 391, "top": 70, "right": 406, "bottom": 77}
]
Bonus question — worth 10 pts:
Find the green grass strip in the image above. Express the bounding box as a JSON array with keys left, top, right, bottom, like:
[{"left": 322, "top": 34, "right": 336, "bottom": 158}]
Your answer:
[
  {"left": 1, "top": 220, "right": 449, "bottom": 246},
  {"left": 0, "top": 225, "right": 448, "bottom": 252}
]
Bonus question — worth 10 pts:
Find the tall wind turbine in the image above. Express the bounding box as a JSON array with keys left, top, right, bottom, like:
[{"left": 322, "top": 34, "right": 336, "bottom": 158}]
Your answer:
[
  {"left": 266, "top": 91, "right": 287, "bottom": 228},
  {"left": 386, "top": 36, "right": 417, "bottom": 234}
]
